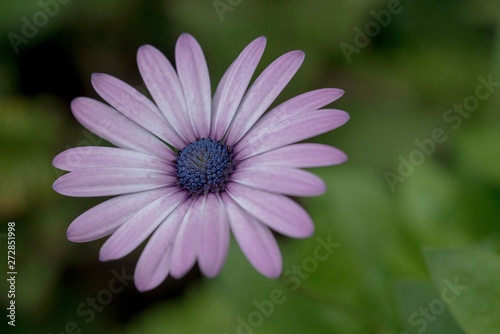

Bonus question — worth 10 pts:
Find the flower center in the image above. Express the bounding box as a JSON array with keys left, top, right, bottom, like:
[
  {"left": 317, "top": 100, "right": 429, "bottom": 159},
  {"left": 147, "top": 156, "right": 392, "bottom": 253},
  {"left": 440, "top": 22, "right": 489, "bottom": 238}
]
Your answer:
[{"left": 174, "top": 138, "right": 234, "bottom": 196}]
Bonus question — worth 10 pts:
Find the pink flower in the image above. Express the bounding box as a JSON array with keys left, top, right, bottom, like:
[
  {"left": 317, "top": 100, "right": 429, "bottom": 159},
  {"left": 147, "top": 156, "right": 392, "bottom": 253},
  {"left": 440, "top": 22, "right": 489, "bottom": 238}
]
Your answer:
[{"left": 52, "top": 33, "right": 349, "bottom": 291}]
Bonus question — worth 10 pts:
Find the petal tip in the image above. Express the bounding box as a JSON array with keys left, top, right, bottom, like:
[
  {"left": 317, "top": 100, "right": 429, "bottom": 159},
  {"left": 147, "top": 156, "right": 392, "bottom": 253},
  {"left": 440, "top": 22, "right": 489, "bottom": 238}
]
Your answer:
[
  {"left": 332, "top": 88, "right": 345, "bottom": 99},
  {"left": 52, "top": 154, "right": 61, "bottom": 169},
  {"left": 266, "top": 268, "right": 282, "bottom": 279},
  {"left": 99, "top": 245, "right": 118, "bottom": 262},
  {"left": 66, "top": 227, "right": 77, "bottom": 242},
  {"left": 255, "top": 36, "right": 267, "bottom": 45},
  {"left": 52, "top": 178, "right": 62, "bottom": 192},
  {"left": 292, "top": 50, "right": 305, "bottom": 60},
  {"left": 90, "top": 73, "right": 108, "bottom": 87},
  {"left": 331, "top": 109, "right": 350, "bottom": 126},
  {"left": 134, "top": 277, "right": 155, "bottom": 292},
  {"left": 137, "top": 44, "right": 157, "bottom": 58},
  {"left": 317, "top": 183, "right": 328, "bottom": 196},
  {"left": 337, "top": 150, "right": 349, "bottom": 164},
  {"left": 98, "top": 250, "right": 113, "bottom": 262},
  {"left": 70, "top": 97, "right": 89, "bottom": 116},
  {"left": 179, "top": 32, "right": 193, "bottom": 38},
  {"left": 91, "top": 72, "right": 104, "bottom": 80}
]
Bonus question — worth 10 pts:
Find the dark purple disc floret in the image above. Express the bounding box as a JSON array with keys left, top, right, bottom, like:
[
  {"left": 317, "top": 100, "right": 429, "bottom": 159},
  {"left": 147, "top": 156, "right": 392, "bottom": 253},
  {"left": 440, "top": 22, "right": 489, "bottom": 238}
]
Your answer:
[{"left": 174, "top": 138, "right": 234, "bottom": 196}]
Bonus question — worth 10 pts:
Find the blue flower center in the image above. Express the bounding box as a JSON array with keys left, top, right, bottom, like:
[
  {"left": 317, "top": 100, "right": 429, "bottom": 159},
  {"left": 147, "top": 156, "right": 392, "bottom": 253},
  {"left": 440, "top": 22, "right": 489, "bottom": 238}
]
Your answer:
[{"left": 174, "top": 138, "right": 235, "bottom": 196}]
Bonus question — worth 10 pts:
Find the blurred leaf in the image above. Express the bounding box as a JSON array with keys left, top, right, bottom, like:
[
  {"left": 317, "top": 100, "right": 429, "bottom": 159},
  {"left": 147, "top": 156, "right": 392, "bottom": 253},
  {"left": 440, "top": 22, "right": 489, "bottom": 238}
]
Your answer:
[
  {"left": 424, "top": 248, "right": 500, "bottom": 334},
  {"left": 211, "top": 239, "right": 348, "bottom": 333},
  {"left": 456, "top": 123, "right": 500, "bottom": 186},
  {"left": 395, "top": 280, "right": 465, "bottom": 334},
  {"left": 288, "top": 165, "right": 423, "bottom": 333},
  {"left": 17, "top": 252, "right": 60, "bottom": 315},
  {"left": 398, "top": 161, "right": 471, "bottom": 246},
  {"left": 0, "top": 95, "right": 64, "bottom": 215},
  {"left": 118, "top": 285, "right": 235, "bottom": 334}
]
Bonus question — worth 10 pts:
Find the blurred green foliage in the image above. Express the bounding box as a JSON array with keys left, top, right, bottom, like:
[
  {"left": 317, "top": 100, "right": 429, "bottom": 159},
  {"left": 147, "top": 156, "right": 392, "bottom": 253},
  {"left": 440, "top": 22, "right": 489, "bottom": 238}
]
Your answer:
[{"left": 1, "top": 0, "right": 500, "bottom": 333}]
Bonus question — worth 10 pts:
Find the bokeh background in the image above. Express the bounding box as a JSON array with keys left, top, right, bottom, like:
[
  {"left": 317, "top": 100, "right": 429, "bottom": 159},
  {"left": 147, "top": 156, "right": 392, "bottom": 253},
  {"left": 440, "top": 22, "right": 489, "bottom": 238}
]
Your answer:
[{"left": 2, "top": 0, "right": 500, "bottom": 333}]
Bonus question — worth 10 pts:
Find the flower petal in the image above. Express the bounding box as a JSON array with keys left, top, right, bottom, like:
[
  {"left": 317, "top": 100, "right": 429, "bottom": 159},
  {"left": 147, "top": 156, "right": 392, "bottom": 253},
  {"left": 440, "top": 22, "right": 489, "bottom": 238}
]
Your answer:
[
  {"left": 99, "top": 190, "right": 185, "bottom": 261},
  {"left": 221, "top": 192, "right": 282, "bottom": 278},
  {"left": 232, "top": 167, "right": 326, "bottom": 197},
  {"left": 170, "top": 197, "right": 201, "bottom": 278},
  {"left": 137, "top": 44, "right": 196, "bottom": 142},
  {"left": 237, "top": 143, "right": 348, "bottom": 169},
  {"left": 53, "top": 168, "right": 177, "bottom": 197},
  {"left": 197, "top": 193, "right": 230, "bottom": 278},
  {"left": 210, "top": 36, "right": 266, "bottom": 140},
  {"left": 235, "top": 109, "right": 350, "bottom": 159},
  {"left": 236, "top": 88, "right": 344, "bottom": 148},
  {"left": 226, "top": 182, "right": 313, "bottom": 238},
  {"left": 71, "top": 97, "right": 172, "bottom": 160},
  {"left": 225, "top": 50, "right": 305, "bottom": 145},
  {"left": 91, "top": 73, "right": 186, "bottom": 149},
  {"left": 175, "top": 33, "right": 212, "bottom": 139},
  {"left": 134, "top": 200, "right": 191, "bottom": 292},
  {"left": 67, "top": 187, "right": 173, "bottom": 243},
  {"left": 53, "top": 146, "right": 174, "bottom": 172}
]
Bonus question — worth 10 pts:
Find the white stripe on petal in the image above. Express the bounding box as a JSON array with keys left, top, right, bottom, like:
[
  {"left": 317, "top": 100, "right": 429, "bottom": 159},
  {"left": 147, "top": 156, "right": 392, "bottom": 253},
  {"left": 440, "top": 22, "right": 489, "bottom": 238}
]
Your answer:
[
  {"left": 91, "top": 73, "right": 186, "bottom": 148},
  {"left": 71, "top": 97, "right": 174, "bottom": 160},
  {"left": 226, "top": 182, "right": 314, "bottom": 238},
  {"left": 53, "top": 146, "right": 174, "bottom": 172},
  {"left": 236, "top": 88, "right": 344, "bottom": 148},
  {"left": 197, "top": 193, "right": 229, "bottom": 278},
  {"left": 235, "top": 109, "right": 350, "bottom": 159},
  {"left": 210, "top": 37, "right": 266, "bottom": 140},
  {"left": 67, "top": 187, "right": 175, "bottom": 243},
  {"left": 222, "top": 192, "right": 282, "bottom": 278},
  {"left": 175, "top": 33, "right": 212, "bottom": 139},
  {"left": 236, "top": 143, "right": 348, "bottom": 169},
  {"left": 134, "top": 199, "right": 192, "bottom": 292},
  {"left": 53, "top": 168, "right": 177, "bottom": 197},
  {"left": 137, "top": 44, "right": 196, "bottom": 142},
  {"left": 232, "top": 166, "right": 326, "bottom": 197},
  {"left": 99, "top": 190, "right": 185, "bottom": 261},
  {"left": 170, "top": 196, "right": 201, "bottom": 278},
  {"left": 225, "top": 50, "right": 305, "bottom": 145}
]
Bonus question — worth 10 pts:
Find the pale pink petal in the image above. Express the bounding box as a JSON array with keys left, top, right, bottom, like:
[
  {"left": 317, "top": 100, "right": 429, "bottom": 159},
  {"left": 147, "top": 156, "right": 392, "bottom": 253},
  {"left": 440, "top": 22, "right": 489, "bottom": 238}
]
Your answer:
[
  {"left": 71, "top": 97, "right": 172, "bottom": 160},
  {"left": 226, "top": 182, "right": 314, "bottom": 238},
  {"left": 170, "top": 196, "right": 202, "bottom": 278},
  {"left": 53, "top": 168, "right": 177, "bottom": 197},
  {"left": 225, "top": 50, "right": 305, "bottom": 145},
  {"left": 67, "top": 187, "right": 174, "bottom": 243},
  {"left": 134, "top": 200, "right": 192, "bottom": 291},
  {"left": 91, "top": 73, "right": 186, "bottom": 148},
  {"left": 210, "top": 37, "right": 266, "bottom": 140},
  {"left": 197, "top": 193, "right": 230, "bottom": 278},
  {"left": 236, "top": 88, "right": 344, "bottom": 148},
  {"left": 235, "top": 109, "right": 350, "bottom": 159},
  {"left": 137, "top": 44, "right": 196, "bottom": 142},
  {"left": 232, "top": 167, "right": 326, "bottom": 197},
  {"left": 236, "top": 143, "right": 348, "bottom": 169},
  {"left": 175, "top": 33, "right": 211, "bottom": 139},
  {"left": 99, "top": 190, "right": 185, "bottom": 261},
  {"left": 221, "top": 192, "right": 282, "bottom": 278},
  {"left": 53, "top": 146, "right": 174, "bottom": 172}
]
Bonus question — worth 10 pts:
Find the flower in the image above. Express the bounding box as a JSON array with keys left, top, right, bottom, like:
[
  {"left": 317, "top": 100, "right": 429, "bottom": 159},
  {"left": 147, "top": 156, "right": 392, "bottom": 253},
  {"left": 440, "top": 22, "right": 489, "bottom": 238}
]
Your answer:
[{"left": 52, "top": 33, "right": 349, "bottom": 292}]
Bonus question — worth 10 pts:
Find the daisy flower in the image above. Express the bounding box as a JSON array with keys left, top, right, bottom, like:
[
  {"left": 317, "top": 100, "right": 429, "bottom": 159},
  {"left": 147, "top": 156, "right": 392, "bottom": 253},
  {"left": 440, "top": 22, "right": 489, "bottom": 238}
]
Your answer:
[{"left": 52, "top": 33, "right": 349, "bottom": 292}]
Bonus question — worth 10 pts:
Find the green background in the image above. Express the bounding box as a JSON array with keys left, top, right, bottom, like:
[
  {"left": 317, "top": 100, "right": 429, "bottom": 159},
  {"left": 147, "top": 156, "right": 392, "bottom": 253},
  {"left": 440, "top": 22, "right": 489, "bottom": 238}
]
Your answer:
[{"left": 1, "top": 0, "right": 500, "bottom": 333}]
